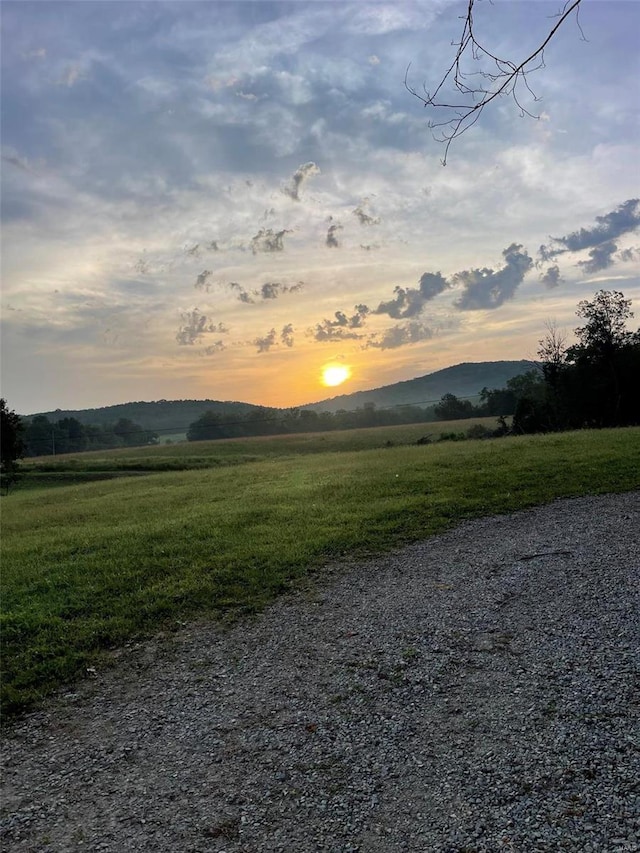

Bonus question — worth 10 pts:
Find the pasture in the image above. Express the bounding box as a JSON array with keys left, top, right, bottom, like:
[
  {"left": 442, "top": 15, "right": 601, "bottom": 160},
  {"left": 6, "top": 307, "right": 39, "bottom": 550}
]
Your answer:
[{"left": 2, "top": 424, "right": 639, "bottom": 718}]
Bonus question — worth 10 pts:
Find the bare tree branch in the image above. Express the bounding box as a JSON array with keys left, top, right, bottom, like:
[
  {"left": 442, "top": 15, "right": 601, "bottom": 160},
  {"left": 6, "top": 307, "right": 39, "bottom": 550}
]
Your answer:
[{"left": 405, "top": 0, "right": 585, "bottom": 164}]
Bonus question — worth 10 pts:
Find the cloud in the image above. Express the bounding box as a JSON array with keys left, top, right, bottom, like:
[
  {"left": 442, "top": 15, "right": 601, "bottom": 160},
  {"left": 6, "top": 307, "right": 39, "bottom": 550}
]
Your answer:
[
  {"left": 539, "top": 199, "right": 640, "bottom": 261},
  {"left": 203, "top": 341, "right": 225, "bottom": 355},
  {"left": 618, "top": 247, "right": 639, "bottom": 262},
  {"left": 352, "top": 203, "right": 380, "bottom": 226},
  {"left": 251, "top": 228, "right": 290, "bottom": 253},
  {"left": 229, "top": 280, "right": 304, "bottom": 303},
  {"left": 326, "top": 223, "right": 342, "bottom": 248},
  {"left": 260, "top": 280, "right": 304, "bottom": 299},
  {"left": 229, "top": 281, "right": 254, "bottom": 303},
  {"left": 577, "top": 241, "right": 617, "bottom": 274},
  {"left": 281, "top": 324, "right": 294, "bottom": 347},
  {"left": 261, "top": 282, "right": 280, "bottom": 300},
  {"left": 1, "top": 154, "right": 32, "bottom": 173},
  {"left": 454, "top": 244, "right": 533, "bottom": 311},
  {"left": 311, "top": 305, "right": 370, "bottom": 342},
  {"left": 254, "top": 328, "right": 277, "bottom": 352},
  {"left": 375, "top": 271, "right": 449, "bottom": 319},
  {"left": 540, "top": 265, "right": 562, "bottom": 288},
  {"left": 365, "top": 321, "right": 434, "bottom": 350},
  {"left": 283, "top": 162, "right": 320, "bottom": 201},
  {"left": 176, "top": 309, "right": 228, "bottom": 346},
  {"left": 195, "top": 270, "right": 213, "bottom": 291},
  {"left": 57, "top": 64, "right": 85, "bottom": 87}
]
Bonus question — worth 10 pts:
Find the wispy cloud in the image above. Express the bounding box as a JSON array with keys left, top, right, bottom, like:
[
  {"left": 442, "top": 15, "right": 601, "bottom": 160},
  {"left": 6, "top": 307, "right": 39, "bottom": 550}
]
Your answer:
[
  {"left": 375, "top": 271, "right": 448, "bottom": 319},
  {"left": 540, "top": 264, "right": 562, "bottom": 288},
  {"left": 176, "top": 309, "right": 228, "bottom": 346},
  {"left": 195, "top": 270, "right": 213, "bottom": 291},
  {"left": 326, "top": 223, "right": 342, "bottom": 248},
  {"left": 310, "top": 305, "right": 370, "bottom": 342},
  {"left": 577, "top": 241, "right": 618, "bottom": 274},
  {"left": 283, "top": 162, "right": 320, "bottom": 201},
  {"left": 251, "top": 228, "right": 290, "bottom": 254},
  {"left": 281, "top": 323, "right": 294, "bottom": 347},
  {"left": 229, "top": 280, "right": 304, "bottom": 304},
  {"left": 539, "top": 199, "right": 640, "bottom": 263},
  {"left": 454, "top": 244, "right": 533, "bottom": 311},
  {"left": 352, "top": 202, "right": 380, "bottom": 226},
  {"left": 365, "top": 321, "right": 434, "bottom": 350},
  {"left": 253, "top": 328, "right": 277, "bottom": 352}
]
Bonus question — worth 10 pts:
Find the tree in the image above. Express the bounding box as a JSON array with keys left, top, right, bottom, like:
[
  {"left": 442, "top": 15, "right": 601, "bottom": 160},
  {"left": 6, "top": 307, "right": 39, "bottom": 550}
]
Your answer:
[
  {"left": 1, "top": 398, "right": 25, "bottom": 493},
  {"left": 434, "top": 393, "right": 475, "bottom": 421},
  {"left": 405, "top": 0, "right": 584, "bottom": 164},
  {"left": 572, "top": 290, "right": 634, "bottom": 358},
  {"left": 566, "top": 290, "right": 639, "bottom": 426}
]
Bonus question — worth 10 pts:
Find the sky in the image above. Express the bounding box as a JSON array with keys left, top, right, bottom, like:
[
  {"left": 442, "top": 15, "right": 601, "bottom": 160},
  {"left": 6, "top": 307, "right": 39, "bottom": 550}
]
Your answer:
[{"left": 1, "top": 0, "right": 639, "bottom": 415}]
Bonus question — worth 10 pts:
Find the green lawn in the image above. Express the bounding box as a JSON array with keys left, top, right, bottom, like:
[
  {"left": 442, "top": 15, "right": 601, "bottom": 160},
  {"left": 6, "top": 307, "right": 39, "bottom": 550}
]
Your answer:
[{"left": 2, "top": 426, "right": 639, "bottom": 718}]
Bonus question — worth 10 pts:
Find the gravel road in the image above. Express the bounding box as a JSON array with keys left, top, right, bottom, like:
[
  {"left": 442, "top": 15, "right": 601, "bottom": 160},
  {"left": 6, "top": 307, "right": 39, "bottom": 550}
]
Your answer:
[{"left": 2, "top": 491, "right": 639, "bottom": 853}]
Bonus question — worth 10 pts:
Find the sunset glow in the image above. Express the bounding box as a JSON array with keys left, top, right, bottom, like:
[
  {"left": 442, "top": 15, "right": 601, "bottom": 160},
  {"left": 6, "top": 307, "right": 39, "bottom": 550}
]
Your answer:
[{"left": 1, "top": 2, "right": 638, "bottom": 416}]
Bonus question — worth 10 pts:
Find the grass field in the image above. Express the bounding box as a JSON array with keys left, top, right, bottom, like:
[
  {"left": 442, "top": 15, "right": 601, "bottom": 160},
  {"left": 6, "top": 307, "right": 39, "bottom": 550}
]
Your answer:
[{"left": 2, "top": 424, "right": 639, "bottom": 718}]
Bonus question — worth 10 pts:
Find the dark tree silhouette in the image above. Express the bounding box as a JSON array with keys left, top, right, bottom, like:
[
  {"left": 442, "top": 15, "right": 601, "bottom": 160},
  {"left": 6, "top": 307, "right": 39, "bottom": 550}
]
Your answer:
[
  {"left": 1, "top": 398, "right": 24, "bottom": 493},
  {"left": 405, "top": 0, "right": 584, "bottom": 163}
]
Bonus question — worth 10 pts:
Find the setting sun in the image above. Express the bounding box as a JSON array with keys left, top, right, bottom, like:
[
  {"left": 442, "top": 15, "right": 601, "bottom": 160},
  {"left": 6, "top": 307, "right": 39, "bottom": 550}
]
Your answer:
[{"left": 321, "top": 363, "right": 351, "bottom": 387}]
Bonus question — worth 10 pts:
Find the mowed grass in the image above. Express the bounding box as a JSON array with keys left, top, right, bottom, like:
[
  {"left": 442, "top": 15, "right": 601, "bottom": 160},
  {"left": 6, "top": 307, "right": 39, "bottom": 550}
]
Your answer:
[
  {"left": 18, "top": 417, "right": 497, "bottom": 481},
  {"left": 2, "top": 426, "right": 639, "bottom": 717}
]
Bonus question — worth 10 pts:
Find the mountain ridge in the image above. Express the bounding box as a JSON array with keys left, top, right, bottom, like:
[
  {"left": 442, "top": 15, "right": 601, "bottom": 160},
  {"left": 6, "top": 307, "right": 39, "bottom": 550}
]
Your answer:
[{"left": 25, "top": 360, "right": 534, "bottom": 431}]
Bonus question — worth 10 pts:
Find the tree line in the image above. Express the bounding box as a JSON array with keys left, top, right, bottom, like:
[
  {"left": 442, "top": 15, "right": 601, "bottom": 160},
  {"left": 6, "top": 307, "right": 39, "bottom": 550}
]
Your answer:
[
  {"left": 187, "top": 290, "right": 639, "bottom": 440},
  {"left": 2, "top": 291, "right": 638, "bottom": 491},
  {"left": 19, "top": 415, "right": 158, "bottom": 458},
  {"left": 186, "top": 401, "right": 440, "bottom": 442}
]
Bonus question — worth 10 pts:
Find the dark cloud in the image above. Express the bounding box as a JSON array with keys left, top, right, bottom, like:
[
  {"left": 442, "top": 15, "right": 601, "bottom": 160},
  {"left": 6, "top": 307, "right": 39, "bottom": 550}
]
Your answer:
[
  {"left": 208, "top": 240, "right": 219, "bottom": 252},
  {"left": 281, "top": 324, "right": 294, "bottom": 347},
  {"left": 251, "top": 228, "right": 290, "bottom": 254},
  {"left": 577, "top": 241, "right": 617, "bottom": 274},
  {"left": 229, "top": 281, "right": 254, "bottom": 303},
  {"left": 360, "top": 244, "right": 380, "bottom": 252},
  {"left": 539, "top": 199, "right": 640, "bottom": 262},
  {"left": 326, "top": 223, "right": 342, "bottom": 248},
  {"left": 352, "top": 204, "right": 380, "bottom": 226},
  {"left": 375, "top": 271, "right": 448, "bottom": 319},
  {"left": 254, "top": 328, "right": 277, "bottom": 352},
  {"left": 540, "top": 264, "right": 562, "bottom": 288},
  {"left": 195, "top": 270, "right": 213, "bottom": 291},
  {"left": 261, "top": 282, "right": 280, "bottom": 299},
  {"left": 365, "top": 321, "right": 434, "bottom": 350},
  {"left": 203, "top": 341, "right": 225, "bottom": 355},
  {"left": 176, "top": 309, "right": 228, "bottom": 346},
  {"left": 454, "top": 244, "right": 533, "bottom": 311},
  {"left": 229, "top": 280, "right": 304, "bottom": 303},
  {"left": 185, "top": 243, "right": 201, "bottom": 257},
  {"left": 283, "top": 162, "right": 320, "bottom": 201},
  {"left": 311, "top": 305, "right": 370, "bottom": 342}
]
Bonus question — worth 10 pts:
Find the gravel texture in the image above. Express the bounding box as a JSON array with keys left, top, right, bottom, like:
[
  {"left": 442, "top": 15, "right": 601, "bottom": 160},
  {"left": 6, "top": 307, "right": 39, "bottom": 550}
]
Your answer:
[{"left": 2, "top": 491, "right": 639, "bottom": 853}]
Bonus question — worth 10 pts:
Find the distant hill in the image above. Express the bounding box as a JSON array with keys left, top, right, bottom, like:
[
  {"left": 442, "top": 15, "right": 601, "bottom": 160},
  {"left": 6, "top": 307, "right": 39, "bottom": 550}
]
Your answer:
[
  {"left": 24, "top": 360, "right": 535, "bottom": 433},
  {"left": 26, "top": 400, "right": 262, "bottom": 433},
  {"left": 304, "top": 360, "right": 535, "bottom": 413}
]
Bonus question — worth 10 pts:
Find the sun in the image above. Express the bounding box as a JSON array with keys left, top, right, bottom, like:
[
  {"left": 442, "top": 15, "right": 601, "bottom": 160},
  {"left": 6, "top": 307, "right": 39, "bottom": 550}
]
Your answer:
[{"left": 321, "top": 363, "right": 351, "bottom": 387}]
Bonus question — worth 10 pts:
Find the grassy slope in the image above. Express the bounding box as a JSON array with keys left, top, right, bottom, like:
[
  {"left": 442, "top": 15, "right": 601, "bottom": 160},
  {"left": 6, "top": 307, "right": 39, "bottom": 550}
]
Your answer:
[{"left": 2, "top": 427, "right": 639, "bottom": 717}]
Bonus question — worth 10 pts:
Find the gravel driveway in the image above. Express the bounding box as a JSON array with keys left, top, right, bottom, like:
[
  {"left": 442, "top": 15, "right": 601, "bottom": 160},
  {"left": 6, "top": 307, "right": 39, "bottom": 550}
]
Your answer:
[{"left": 2, "top": 491, "right": 639, "bottom": 853}]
